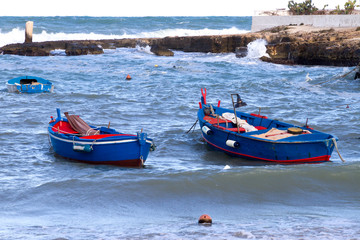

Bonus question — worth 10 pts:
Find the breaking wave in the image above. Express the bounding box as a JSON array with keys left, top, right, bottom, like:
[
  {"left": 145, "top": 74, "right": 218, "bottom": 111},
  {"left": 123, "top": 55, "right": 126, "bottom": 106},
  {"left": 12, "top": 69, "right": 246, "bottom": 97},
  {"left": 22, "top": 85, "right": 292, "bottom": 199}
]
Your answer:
[
  {"left": 0, "top": 26, "right": 249, "bottom": 47},
  {"left": 246, "top": 39, "right": 269, "bottom": 58}
]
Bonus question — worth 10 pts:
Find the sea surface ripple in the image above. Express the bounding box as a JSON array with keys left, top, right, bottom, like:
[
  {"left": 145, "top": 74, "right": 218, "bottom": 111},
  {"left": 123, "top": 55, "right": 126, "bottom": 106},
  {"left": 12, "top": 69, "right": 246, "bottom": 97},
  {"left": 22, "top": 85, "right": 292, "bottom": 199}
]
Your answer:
[{"left": 0, "top": 16, "right": 359, "bottom": 240}]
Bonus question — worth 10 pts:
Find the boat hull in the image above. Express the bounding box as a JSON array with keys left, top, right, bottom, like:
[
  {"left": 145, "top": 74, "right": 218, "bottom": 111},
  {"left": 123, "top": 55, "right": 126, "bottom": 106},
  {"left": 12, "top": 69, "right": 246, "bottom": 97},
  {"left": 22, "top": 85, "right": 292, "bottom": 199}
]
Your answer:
[
  {"left": 48, "top": 109, "right": 154, "bottom": 167},
  {"left": 49, "top": 132, "right": 152, "bottom": 167},
  {"left": 200, "top": 130, "right": 334, "bottom": 163},
  {"left": 198, "top": 106, "right": 337, "bottom": 164}
]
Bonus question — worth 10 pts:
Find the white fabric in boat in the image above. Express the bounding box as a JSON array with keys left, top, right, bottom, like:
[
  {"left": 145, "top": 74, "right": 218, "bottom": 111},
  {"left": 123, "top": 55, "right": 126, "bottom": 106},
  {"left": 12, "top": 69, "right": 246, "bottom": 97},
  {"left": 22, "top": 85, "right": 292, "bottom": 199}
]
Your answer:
[{"left": 222, "top": 112, "right": 258, "bottom": 132}]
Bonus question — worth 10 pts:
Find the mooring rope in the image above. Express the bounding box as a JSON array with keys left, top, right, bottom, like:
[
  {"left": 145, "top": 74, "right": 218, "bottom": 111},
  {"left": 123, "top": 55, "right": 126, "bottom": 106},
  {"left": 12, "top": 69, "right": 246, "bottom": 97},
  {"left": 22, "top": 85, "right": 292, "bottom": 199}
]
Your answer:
[
  {"left": 90, "top": 138, "right": 97, "bottom": 150},
  {"left": 314, "top": 67, "right": 357, "bottom": 86},
  {"left": 186, "top": 118, "right": 198, "bottom": 133},
  {"left": 332, "top": 138, "right": 345, "bottom": 162},
  {"left": 86, "top": 128, "right": 100, "bottom": 136},
  {"left": 335, "top": 100, "right": 360, "bottom": 108},
  {"left": 48, "top": 133, "right": 52, "bottom": 148}
]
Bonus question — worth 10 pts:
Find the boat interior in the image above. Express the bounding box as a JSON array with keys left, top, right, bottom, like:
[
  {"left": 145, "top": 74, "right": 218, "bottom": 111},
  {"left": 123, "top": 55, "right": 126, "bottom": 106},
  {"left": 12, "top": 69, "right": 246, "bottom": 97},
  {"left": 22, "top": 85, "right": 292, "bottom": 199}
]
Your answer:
[
  {"left": 201, "top": 105, "right": 334, "bottom": 141},
  {"left": 50, "top": 120, "right": 135, "bottom": 139},
  {"left": 202, "top": 106, "right": 289, "bottom": 132},
  {"left": 20, "top": 79, "right": 38, "bottom": 85}
]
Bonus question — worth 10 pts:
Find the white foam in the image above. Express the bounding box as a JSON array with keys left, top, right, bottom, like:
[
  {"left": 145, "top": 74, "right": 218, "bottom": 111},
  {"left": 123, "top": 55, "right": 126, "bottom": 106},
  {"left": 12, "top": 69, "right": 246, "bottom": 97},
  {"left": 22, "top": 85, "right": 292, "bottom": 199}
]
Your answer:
[
  {"left": 246, "top": 39, "right": 269, "bottom": 59},
  {"left": 135, "top": 44, "right": 153, "bottom": 55},
  {"left": 135, "top": 26, "right": 248, "bottom": 38},
  {"left": 0, "top": 28, "right": 24, "bottom": 47},
  {"left": 49, "top": 49, "right": 66, "bottom": 56},
  {"left": 224, "top": 165, "right": 231, "bottom": 170},
  {"left": 0, "top": 27, "right": 249, "bottom": 47}
]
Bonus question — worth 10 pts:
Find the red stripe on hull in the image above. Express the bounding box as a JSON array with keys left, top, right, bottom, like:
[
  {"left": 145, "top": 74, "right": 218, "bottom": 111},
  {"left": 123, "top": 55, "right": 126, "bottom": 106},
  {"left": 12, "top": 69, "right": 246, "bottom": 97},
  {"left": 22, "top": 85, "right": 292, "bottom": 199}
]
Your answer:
[
  {"left": 203, "top": 136, "right": 330, "bottom": 163},
  {"left": 80, "top": 134, "right": 136, "bottom": 139}
]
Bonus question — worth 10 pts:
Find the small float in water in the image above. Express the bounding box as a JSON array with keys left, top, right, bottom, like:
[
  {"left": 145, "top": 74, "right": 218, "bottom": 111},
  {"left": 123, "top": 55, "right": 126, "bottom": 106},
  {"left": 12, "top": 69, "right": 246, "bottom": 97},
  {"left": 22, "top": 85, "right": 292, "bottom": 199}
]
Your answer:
[
  {"left": 7, "top": 76, "right": 54, "bottom": 93},
  {"left": 48, "top": 109, "right": 155, "bottom": 167}
]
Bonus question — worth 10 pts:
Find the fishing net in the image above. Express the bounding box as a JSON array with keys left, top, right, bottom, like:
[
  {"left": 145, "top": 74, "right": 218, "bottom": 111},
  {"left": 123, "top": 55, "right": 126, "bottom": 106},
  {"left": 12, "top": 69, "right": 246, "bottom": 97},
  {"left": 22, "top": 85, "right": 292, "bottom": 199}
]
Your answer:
[{"left": 64, "top": 112, "right": 99, "bottom": 136}]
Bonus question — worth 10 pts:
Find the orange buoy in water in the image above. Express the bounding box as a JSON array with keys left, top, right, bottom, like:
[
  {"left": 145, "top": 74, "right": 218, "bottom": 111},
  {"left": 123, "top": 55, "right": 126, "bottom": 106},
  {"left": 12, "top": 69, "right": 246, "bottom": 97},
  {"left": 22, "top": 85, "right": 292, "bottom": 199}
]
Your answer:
[
  {"left": 126, "top": 74, "right": 132, "bottom": 80},
  {"left": 198, "top": 214, "right": 212, "bottom": 224}
]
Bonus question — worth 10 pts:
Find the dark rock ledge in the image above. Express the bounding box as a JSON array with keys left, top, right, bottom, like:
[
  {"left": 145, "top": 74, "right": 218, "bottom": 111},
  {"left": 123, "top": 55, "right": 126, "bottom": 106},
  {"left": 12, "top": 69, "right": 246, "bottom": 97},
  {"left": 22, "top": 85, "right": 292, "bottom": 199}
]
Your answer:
[{"left": 1, "top": 25, "right": 360, "bottom": 66}]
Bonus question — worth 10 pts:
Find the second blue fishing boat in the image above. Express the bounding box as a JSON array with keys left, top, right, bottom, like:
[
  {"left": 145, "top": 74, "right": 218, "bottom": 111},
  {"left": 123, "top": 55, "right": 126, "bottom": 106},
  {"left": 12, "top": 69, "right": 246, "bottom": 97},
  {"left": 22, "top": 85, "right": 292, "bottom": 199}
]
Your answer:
[{"left": 197, "top": 88, "right": 343, "bottom": 164}]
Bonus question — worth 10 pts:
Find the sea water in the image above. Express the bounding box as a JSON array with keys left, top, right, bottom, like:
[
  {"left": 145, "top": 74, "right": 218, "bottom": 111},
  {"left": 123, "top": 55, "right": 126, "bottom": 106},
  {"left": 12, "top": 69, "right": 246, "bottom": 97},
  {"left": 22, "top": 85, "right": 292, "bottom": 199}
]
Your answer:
[{"left": 0, "top": 17, "right": 359, "bottom": 239}]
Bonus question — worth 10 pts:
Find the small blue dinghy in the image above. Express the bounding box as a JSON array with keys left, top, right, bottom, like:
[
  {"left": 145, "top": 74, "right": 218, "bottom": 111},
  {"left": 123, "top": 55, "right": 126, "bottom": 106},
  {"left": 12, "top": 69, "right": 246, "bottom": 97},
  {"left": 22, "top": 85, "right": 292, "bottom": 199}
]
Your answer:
[
  {"left": 48, "top": 109, "right": 155, "bottom": 167},
  {"left": 7, "top": 76, "right": 54, "bottom": 93}
]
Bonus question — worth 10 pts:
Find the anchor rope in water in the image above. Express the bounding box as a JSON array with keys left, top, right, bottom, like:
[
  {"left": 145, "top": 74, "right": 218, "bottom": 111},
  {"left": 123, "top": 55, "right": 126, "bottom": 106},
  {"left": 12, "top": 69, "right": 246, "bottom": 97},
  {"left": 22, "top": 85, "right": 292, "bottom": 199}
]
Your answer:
[
  {"left": 48, "top": 134, "right": 52, "bottom": 148},
  {"left": 332, "top": 138, "right": 345, "bottom": 162},
  {"left": 314, "top": 67, "right": 357, "bottom": 86},
  {"left": 309, "top": 67, "right": 359, "bottom": 108},
  {"left": 335, "top": 100, "right": 360, "bottom": 108},
  {"left": 186, "top": 118, "right": 198, "bottom": 133}
]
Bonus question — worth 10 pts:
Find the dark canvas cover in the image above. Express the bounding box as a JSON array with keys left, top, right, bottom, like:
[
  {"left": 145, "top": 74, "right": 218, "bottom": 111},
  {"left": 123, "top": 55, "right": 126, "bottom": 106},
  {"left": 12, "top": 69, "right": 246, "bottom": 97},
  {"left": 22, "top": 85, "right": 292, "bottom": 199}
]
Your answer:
[{"left": 64, "top": 112, "right": 99, "bottom": 136}]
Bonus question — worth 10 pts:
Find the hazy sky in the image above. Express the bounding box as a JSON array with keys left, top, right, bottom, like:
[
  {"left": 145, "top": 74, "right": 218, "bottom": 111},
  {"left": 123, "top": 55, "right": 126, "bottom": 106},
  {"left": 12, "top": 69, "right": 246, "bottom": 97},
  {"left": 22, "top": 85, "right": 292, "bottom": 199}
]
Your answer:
[{"left": 0, "top": 0, "right": 356, "bottom": 16}]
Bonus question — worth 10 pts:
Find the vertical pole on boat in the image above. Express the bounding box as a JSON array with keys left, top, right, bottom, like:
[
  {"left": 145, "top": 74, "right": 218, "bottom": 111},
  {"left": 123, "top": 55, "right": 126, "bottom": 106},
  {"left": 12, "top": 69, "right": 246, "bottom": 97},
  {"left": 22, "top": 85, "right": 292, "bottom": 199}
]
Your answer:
[
  {"left": 25, "top": 21, "right": 33, "bottom": 43},
  {"left": 56, "top": 108, "right": 61, "bottom": 120},
  {"left": 231, "top": 94, "right": 240, "bottom": 133},
  {"left": 259, "top": 107, "right": 264, "bottom": 126}
]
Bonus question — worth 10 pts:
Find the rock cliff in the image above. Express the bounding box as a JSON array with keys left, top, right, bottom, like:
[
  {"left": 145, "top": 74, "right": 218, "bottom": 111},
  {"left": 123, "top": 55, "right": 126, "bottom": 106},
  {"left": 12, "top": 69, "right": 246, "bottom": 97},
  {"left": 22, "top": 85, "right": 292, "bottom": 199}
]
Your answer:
[
  {"left": 1, "top": 25, "right": 359, "bottom": 66},
  {"left": 259, "top": 25, "right": 360, "bottom": 66}
]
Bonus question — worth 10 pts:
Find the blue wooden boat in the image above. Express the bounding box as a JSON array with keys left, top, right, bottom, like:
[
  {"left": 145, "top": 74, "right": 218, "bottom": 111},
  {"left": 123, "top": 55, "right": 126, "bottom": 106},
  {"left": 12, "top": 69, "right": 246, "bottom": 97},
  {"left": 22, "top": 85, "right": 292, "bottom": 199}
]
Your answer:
[
  {"left": 48, "top": 109, "right": 155, "bottom": 167},
  {"left": 7, "top": 76, "right": 54, "bottom": 93},
  {"left": 198, "top": 88, "right": 342, "bottom": 163}
]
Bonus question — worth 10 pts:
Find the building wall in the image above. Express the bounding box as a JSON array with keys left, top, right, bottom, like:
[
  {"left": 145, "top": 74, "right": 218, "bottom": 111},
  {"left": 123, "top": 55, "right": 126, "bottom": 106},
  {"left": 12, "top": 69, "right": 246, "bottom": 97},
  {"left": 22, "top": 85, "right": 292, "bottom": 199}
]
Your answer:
[{"left": 251, "top": 15, "right": 360, "bottom": 32}]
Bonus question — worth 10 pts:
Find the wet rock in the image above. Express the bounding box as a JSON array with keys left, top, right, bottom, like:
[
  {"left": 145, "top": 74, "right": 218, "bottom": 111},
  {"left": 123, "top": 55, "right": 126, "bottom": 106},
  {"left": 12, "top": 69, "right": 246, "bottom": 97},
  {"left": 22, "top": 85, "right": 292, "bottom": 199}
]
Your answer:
[
  {"left": 136, "top": 40, "right": 149, "bottom": 48},
  {"left": 1, "top": 42, "right": 52, "bottom": 56},
  {"left": 65, "top": 43, "right": 103, "bottom": 56},
  {"left": 150, "top": 44, "right": 174, "bottom": 56},
  {"left": 260, "top": 56, "right": 295, "bottom": 65},
  {"left": 87, "top": 44, "right": 104, "bottom": 54},
  {"left": 235, "top": 47, "right": 248, "bottom": 58},
  {"left": 264, "top": 35, "right": 360, "bottom": 66}
]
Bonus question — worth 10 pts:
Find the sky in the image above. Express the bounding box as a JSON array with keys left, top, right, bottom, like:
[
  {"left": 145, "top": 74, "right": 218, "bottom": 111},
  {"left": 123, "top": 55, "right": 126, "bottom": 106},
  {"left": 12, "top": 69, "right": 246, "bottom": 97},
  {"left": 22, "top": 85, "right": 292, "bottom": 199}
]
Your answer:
[{"left": 0, "top": 0, "right": 356, "bottom": 16}]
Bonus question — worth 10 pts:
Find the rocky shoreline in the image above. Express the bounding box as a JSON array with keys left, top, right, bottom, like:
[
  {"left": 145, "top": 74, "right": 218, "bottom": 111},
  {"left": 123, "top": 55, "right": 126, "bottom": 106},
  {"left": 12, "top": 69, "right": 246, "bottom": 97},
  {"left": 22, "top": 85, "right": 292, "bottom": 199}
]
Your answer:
[{"left": 1, "top": 25, "right": 360, "bottom": 66}]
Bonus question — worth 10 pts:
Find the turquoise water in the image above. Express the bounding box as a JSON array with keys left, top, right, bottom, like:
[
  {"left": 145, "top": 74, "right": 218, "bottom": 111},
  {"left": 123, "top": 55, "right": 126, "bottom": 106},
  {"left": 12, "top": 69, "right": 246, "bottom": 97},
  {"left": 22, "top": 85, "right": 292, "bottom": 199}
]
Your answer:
[{"left": 0, "top": 17, "right": 360, "bottom": 239}]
